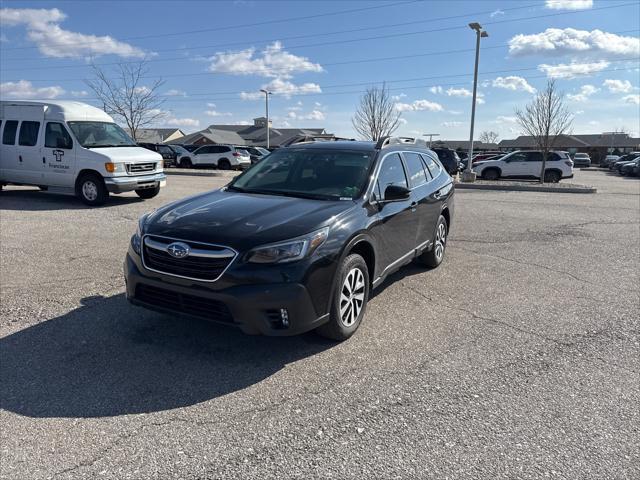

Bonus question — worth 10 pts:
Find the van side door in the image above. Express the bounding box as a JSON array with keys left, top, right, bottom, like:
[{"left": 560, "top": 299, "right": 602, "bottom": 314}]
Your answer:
[
  {"left": 1, "top": 120, "right": 19, "bottom": 181},
  {"left": 16, "top": 119, "right": 44, "bottom": 185},
  {"left": 43, "top": 122, "right": 75, "bottom": 187}
]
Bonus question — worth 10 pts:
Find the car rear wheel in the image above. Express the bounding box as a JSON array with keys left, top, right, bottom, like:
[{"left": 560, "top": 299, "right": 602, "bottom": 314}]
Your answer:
[
  {"left": 544, "top": 170, "right": 561, "bottom": 183},
  {"left": 135, "top": 186, "right": 161, "bottom": 199},
  {"left": 76, "top": 173, "right": 108, "bottom": 206},
  {"left": 218, "top": 159, "right": 231, "bottom": 170},
  {"left": 482, "top": 168, "right": 500, "bottom": 181},
  {"left": 417, "top": 215, "right": 448, "bottom": 268},
  {"left": 316, "top": 253, "right": 369, "bottom": 341},
  {"left": 179, "top": 158, "right": 192, "bottom": 168}
]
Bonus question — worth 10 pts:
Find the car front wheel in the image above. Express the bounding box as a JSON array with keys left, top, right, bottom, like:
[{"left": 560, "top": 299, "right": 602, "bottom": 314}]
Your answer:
[
  {"left": 77, "top": 173, "right": 108, "bottom": 206},
  {"left": 316, "top": 253, "right": 369, "bottom": 341}
]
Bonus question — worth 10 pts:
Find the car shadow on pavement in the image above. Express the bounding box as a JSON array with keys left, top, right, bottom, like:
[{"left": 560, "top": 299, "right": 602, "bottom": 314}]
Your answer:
[
  {"left": 0, "top": 294, "right": 334, "bottom": 418},
  {"left": 0, "top": 189, "right": 143, "bottom": 211}
]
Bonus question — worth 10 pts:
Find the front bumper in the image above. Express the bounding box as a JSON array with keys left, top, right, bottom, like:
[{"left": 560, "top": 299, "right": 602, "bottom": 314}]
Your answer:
[
  {"left": 124, "top": 252, "right": 330, "bottom": 336},
  {"left": 105, "top": 173, "right": 167, "bottom": 193}
]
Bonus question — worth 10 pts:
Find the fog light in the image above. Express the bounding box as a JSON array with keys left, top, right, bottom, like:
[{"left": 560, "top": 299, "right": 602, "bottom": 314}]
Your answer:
[{"left": 280, "top": 308, "right": 289, "bottom": 328}]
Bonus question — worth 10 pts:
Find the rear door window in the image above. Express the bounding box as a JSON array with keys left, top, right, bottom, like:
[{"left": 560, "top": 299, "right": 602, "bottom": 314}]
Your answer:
[
  {"left": 526, "top": 152, "right": 543, "bottom": 162},
  {"left": 18, "top": 121, "right": 41, "bottom": 146},
  {"left": 3, "top": 120, "right": 18, "bottom": 145},
  {"left": 403, "top": 152, "right": 428, "bottom": 187}
]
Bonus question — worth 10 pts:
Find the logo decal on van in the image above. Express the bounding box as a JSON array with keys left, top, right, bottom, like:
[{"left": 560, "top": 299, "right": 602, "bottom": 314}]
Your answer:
[{"left": 53, "top": 150, "right": 64, "bottom": 162}]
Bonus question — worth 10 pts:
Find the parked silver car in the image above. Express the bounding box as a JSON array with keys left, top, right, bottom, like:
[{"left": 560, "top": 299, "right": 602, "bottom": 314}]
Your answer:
[{"left": 572, "top": 152, "right": 591, "bottom": 168}]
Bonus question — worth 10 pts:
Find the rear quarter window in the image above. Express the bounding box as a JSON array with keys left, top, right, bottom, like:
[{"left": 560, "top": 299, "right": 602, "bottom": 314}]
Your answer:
[{"left": 2, "top": 120, "right": 18, "bottom": 145}]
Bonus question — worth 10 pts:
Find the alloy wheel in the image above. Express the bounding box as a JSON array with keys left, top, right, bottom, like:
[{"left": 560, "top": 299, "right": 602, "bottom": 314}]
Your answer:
[
  {"left": 82, "top": 181, "right": 98, "bottom": 201},
  {"left": 434, "top": 221, "right": 447, "bottom": 261},
  {"left": 339, "top": 267, "right": 365, "bottom": 327}
]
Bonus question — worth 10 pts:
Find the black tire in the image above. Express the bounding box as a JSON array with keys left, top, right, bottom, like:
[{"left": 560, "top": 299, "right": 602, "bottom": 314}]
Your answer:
[
  {"left": 417, "top": 215, "right": 448, "bottom": 268},
  {"left": 76, "top": 173, "right": 108, "bottom": 206},
  {"left": 544, "top": 170, "right": 561, "bottom": 183},
  {"left": 482, "top": 168, "right": 500, "bottom": 181},
  {"left": 316, "top": 254, "right": 370, "bottom": 341},
  {"left": 135, "top": 186, "right": 160, "bottom": 199},
  {"left": 218, "top": 159, "right": 231, "bottom": 170},
  {"left": 179, "top": 158, "right": 192, "bottom": 168}
]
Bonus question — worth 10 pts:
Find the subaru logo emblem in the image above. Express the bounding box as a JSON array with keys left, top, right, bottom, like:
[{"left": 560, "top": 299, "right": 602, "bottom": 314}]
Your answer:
[{"left": 167, "top": 242, "right": 190, "bottom": 259}]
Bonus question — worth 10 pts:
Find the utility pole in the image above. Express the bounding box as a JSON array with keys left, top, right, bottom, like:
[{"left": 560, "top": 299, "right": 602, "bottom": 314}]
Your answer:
[
  {"left": 423, "top": 133, "right": 440, "bottom": 148},
  {"left": 260, "top": 89, "right": 272, "bottom": 149},
  {"left": 462, "top": 22, "right": 488, "bottom": 183}
]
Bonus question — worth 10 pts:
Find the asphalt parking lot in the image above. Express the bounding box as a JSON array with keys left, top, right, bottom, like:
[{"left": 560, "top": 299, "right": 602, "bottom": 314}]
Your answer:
[{"left": 1, "top": 170, "right": 638, "bottom": 479}]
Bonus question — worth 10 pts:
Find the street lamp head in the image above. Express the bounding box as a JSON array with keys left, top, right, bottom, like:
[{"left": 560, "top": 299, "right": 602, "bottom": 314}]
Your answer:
[
  {"left": 468, "top": 22, "right": 482, "bottom": 31},
  {"left": 260, "top": 89, "right": 271, "bottom": 95},
  {"left": 481, "top": 31, "right": 489, "bottom": 38}
]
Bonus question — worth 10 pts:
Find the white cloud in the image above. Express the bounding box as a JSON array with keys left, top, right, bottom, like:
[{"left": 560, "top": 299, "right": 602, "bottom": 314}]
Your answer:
[
  {"left": 538, "top": 60, "right": 609, "bottom": 79},
  {"left": 441, "top": 121, "right": 463, "bottom": 127},
  {"left": 314, "top": 101, "right": 322, "bottom": 107},
  {"left": 398, "top": 118, "right": 408, "bottom": 125},
  {"left": 164, "top": 117, "right": 200, "bottom": 127},
  {"left": 545, "top": 0, "right": 592, "bottom": 10},
  {"left": 0, "top": 8, "right": 145, "bottom": 58},
  {"left": 508, "top": 28, "right": 639, "bottom": 57},
  {"left": 208, "top": 41, "right": 322, "bottom": 79},
  {"left": 204, "top": 109, "right": 232, "bottom": 117},
  {"left": 71, "top": 90, "right": 88, "bottom": 97},
  {"left": 240, "top": 78, "right": 322, "bottom": 100},
  {"left": 0, "top": 79, "right": 64, "bottom": 99},
  {"left": 492, "top": 76, "right": 536, "bottom": 94},
  {"left": 429, "top": 86, "right": 443, "bottom": 94},
  {"left": 395, "top": 99, "right": 443, "bottom": 112},
  {"left": 623, "top": 94, "right": 640, "bottom": 105},
  {"left": 133, "top": 86, "right": 151, "bottom": 95},
  {"left": 603, "top": 79, "right": 633, "bottom": 93},
  {"left": 495, "top": 115, "right": 518, "bottom": 124},
  {"left": 391, "top": 93, "right": 407, "bottom": 101},
  {"left": 287, "top": 109, "right": 325, "bottom": 121},
  {"left": 165, "top": 89, "right": 187, "bottom": 97},
  {"left": 490, "top": 9, "right": 505, "bottom": 17},
  {"left": 446, "top": 87, "right": 472, "bottom": 97},
  {"left": 567, "top": 84, "right": 599, "bottom": 102}
]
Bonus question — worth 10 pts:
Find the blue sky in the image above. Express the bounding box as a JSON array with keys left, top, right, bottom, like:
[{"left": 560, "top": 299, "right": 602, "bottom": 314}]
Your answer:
[{"left": 1, "top": 0, "right": 639, "bottom": 140}]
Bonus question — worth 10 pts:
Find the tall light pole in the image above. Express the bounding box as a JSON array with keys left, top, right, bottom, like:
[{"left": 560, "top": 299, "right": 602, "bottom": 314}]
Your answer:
[
  {"left": 423, "top": 133, "right": 440, "bottom": 148},
  {"left": 260, "top": 89, "right": 272, "bottom": 149},
  {"left": 462, "top": 22, "right": 488, "bottom": 183}
]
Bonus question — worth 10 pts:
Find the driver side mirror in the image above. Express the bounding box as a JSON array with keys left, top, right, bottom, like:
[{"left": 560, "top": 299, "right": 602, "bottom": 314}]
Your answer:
[{"left": 383, "top": 184, "right": 411, "bottom": 202}]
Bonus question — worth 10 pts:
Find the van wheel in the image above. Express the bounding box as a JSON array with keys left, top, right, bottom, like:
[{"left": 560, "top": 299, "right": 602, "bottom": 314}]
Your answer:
[
  {"left": 417, "top": 215, "right": 448, "bottom": 268},
  {"left": 544, "top": 170, "right": 561, "bottom": 183},
  {"left": 136, "top": 186, "right": 160, "bottom": 199},
  {"left": 316, "top": 254, "right": 369, "bottom": 342},
  {"left": 482, "top": 168, "right": 500, "bottom": 181},
  {"left": 76, "top": 173, "right": 108, "bottom": 206},
  {"left": 180, "top": 158, "right": 192, "bottom": 168},
  {"left": 218, "top": 159, "right": 231, "bottom": 170}
]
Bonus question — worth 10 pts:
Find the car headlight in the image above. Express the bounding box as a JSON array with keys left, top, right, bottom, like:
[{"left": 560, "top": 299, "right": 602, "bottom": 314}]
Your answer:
[
  {"left": 246, "top": 227, "right": 329, "bottom": 264},
  {"left": 131, "top": 213, "right": 150, "bottom": 255},
  {"left": 105, "top": 162, "right": 126, "bottom": 173}
]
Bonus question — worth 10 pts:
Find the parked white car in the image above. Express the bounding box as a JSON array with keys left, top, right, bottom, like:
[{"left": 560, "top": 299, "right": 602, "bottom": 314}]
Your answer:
[
  {"left": 0, "top": 100, "right": 165, "bottom": 206},
  {"left": 572, "top": 152, "right": 591, "bottom": 168},
  {"left": 177, "top": 144, "right": 251, "bottom": 170},
  {"left": 472, "top": 150, "right": 573, "bottom": 183}
]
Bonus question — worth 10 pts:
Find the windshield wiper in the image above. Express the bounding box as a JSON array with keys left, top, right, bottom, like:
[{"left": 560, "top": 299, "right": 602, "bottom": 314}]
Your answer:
[{"left": 85, "top": 144, "right": 135, "bottom": 148}]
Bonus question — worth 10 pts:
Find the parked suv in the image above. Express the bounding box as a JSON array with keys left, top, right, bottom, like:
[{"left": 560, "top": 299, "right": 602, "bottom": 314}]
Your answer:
[
  {"left": 177, "top": 144, "right": 251, "bottom": 169},
  {"left": 473, "top": 150, "right": 573, "bottom": 182},
  {"left": 431, "top": 147, "right": 460, "bottom": 175},
  {"left": 125, "top": 137, "right": 454, "bottom": 341},
  {"left": 572, "top": 152, "right": 591, "bottom": 168},
  {"left": 138, "top": 142, "right": 177, "bottom": 167}
]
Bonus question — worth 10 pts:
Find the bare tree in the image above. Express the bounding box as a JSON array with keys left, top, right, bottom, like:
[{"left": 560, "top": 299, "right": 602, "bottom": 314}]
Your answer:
[
  {"left": 352, "top": 83, "right": 401, "bottom": 141},
  {"left": 85, "top": 60, "right": 166, "bottom": 141},
  {"left": 515, "top": 80, "right": 572, "bottom": 183},
  {"left": 479, "top": 130, "right": 499, "bottom": 144}
]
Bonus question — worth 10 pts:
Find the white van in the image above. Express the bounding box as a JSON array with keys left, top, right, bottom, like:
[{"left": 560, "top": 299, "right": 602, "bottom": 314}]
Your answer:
[{"left": 0, "top": 100, "right": 166, "bottom": 206}]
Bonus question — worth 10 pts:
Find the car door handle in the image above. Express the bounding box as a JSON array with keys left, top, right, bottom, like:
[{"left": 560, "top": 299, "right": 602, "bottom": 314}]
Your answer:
[
  {"left": 19, "top": 155, "right": 23, "bottom": 162},
  {"left": 42, "top": 157, "right": 46, "bottom": 164}
]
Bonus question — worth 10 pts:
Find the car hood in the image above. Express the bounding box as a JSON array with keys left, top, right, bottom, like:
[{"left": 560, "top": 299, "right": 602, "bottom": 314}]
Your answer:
[
  {"left": 145, "top": 188, "right": 356, "bottom": 250},
  {"left": 86, "top": 146, "right": 162, "bottom": 163}
]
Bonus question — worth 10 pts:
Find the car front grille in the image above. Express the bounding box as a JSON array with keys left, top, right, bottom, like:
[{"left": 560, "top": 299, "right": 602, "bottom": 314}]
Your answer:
[
  {"left": 135, "top": 284, "right": 234, "bottom": 323},
  {"left": 127, "top": 162, "right": 156, "bottom": 174},
  {"left": 142, "top": 235, "right": 236, "bottom": 282}
]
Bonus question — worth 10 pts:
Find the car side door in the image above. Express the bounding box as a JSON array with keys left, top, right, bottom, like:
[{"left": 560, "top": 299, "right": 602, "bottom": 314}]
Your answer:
[
  {"left": 524, "top": 151, "right": 543, "bottom": 177},
  {"left": 43, "top": 122, "right": 75, "bottom": 187},
  {"left": 402, "top": 152, "right": 440, "bottom": 249},
  {"left": 371, "top": 153, "right": 420, "bottom": 276},
  {"left": 502, "top": 151, "right": 529, "bottom": 177},
  {"left": 193, "top": 145, "right": 213, "bottom": 165}
]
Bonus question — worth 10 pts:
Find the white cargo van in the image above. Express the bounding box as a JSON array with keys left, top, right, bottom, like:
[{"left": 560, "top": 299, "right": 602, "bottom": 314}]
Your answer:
[{"left": 0, "top": 100, "right": 166, "bottom": 206}]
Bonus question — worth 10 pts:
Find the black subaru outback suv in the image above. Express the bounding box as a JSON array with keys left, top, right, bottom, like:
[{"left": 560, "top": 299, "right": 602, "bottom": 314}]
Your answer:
[{"left": 125, "top": 137, "right": 454, "bottom": 341}]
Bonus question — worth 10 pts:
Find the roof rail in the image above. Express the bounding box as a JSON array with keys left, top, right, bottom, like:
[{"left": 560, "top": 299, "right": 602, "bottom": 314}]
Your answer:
[
  {"left": 375, "top": 136, "right": 429, "bottom": 150},
  {"left": 282, "top": 134, "right": 355, "bottom": 147}
]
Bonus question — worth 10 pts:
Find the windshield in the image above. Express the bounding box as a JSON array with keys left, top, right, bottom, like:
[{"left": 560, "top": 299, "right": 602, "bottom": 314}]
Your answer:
[
  {"left": 67, "top": 122, "right": 136, "bottom": 148},
  {"left": 256, "top": 147, "right": 270, "bottom": 155},
  {"left": 229, "top": 148, "right": 374, "bottom": 200},
  {"left": 171, "top": 145, "right": 189, "bottom": 154}
]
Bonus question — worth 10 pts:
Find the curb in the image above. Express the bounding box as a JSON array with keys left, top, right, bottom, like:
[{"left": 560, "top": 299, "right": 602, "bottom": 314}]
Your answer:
[{"left": 455, "top": 183, "right": 597, "bottom": 194}]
